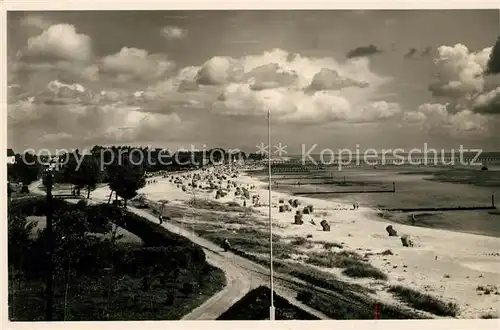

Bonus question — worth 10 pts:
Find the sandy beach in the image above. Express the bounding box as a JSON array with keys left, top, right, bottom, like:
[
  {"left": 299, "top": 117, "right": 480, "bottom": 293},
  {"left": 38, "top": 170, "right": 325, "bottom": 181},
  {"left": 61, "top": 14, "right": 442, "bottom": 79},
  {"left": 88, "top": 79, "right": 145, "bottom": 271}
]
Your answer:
[{"left": 91, "top": 164, "right": 500, "bottom": 319}]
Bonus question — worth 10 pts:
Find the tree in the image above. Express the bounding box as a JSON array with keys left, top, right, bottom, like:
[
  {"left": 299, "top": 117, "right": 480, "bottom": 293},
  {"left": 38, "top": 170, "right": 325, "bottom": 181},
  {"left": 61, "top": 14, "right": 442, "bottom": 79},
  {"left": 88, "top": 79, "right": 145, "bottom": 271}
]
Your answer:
[
  {"left": 228, "top": 150, "right": 246, "bottom": 163},
  {"left": 208, "top": 148, "right": 227, "bottom": 164},
  {"left": 36, "top": 206, "right": 113, "bottom": 276},
  {"left": 247, "top": 152, "right": 265, "bottom": 161},
  {"left": 8, "top": 214, "right": 37, "bottom": 268},
  {"left": 13, "top": 153, "right": 41, "bottom": 193},
  {"left": 8, "top": 183, "right": 14, "bottom": 200},
  {"left": 58, "top": 151, "right": 79, "bottom": 184},
  {"left": 108, "top": 155, "right": 146, "bottom": 207},
  {"left": 73, "top": 156, "right": 102, "bottom": 199}
]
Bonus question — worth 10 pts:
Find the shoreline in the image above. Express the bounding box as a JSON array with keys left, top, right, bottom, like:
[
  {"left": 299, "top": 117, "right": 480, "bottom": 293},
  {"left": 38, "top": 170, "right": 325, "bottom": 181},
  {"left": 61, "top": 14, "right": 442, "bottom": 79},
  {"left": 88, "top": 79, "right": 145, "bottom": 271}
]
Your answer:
[
  {"left": 91, "top": 165, "right": 500, "bottom": 319},
  {"left": 250, "top": 168, "right": 500, "bottom": 239}
]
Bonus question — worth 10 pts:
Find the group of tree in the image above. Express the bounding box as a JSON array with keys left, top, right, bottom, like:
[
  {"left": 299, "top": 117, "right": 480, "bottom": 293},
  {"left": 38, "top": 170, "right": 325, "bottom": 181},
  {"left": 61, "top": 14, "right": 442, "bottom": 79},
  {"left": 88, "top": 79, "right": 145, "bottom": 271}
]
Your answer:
[
  {"left": 8, "top": 195, "right": 218, "bottom": 321},
  {"left": 106, "top": 153, "right": 146, "bottom": 207},
  {"left": 8, "top": 153, "right": 42, "bottom": 193},
  {"left": 56, "top": 150, "right": 145, "bottom": 205},
  {"left": 8, "top": 145, "right": 258, "bottom": 204}
]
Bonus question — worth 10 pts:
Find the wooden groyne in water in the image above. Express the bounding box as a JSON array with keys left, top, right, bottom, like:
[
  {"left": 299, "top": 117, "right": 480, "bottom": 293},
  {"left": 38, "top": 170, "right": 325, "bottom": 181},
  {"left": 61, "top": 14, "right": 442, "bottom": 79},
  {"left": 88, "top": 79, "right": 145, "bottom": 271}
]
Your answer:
[
  {"left": 381, "top": 206, "right": 496, "bottom": 212},
  {"left": 274, "top": 175, "right": 332, "bottom": 180},
  {"left": 380, "top": 193, "right": 497, "bottom": 212},
  {"left": 294, "top": 188, "right": 395, "bottom": 196},
  {"left": 275, "top": 176, "right": 351, "bottom": 185},
  {"left": 291, "top": 181, "right": 396, "bottom": 190},
  {"left": 267, "top": 157, "right": 500, "bottom": 166}
]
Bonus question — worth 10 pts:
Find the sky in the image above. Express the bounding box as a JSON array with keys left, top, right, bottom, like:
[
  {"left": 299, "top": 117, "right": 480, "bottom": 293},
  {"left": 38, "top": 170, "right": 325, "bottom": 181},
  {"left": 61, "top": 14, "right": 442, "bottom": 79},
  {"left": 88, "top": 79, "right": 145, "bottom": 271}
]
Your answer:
[{"left": 6, "top": 10, "right": 500, "bottom": 154}]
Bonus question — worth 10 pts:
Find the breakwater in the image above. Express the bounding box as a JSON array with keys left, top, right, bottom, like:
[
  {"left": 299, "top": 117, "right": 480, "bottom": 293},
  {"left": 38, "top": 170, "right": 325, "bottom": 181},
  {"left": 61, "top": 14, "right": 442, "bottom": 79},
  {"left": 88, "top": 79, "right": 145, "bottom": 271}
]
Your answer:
[{"left": 380, "top": 206, "right": 496, "bottom": 212}]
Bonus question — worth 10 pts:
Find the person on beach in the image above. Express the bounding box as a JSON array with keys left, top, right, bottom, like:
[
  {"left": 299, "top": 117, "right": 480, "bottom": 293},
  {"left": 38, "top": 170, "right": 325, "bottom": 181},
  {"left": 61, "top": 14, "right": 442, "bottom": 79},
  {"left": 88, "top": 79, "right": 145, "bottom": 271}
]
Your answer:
[{"left": 223, "top": 238, "right": 231, "bottom": 252}]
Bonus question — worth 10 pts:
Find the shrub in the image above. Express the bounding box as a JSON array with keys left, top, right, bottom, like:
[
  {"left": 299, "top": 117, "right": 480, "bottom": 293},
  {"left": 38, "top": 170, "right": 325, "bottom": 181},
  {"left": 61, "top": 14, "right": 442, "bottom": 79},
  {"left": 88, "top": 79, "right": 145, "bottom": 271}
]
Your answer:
[
  {"left": 322, "top": 242, "right": 343, "bottom": 249},
  {"left": 342, "top": 263, "right": 388, "bottom": 280},
  {"left": 296, "top": 290, "right": 313, "bottom": 303},
  {"left": 76, "top": 199, "right": 88, "bottom": 209},
  {"left": 306, "top": 250, "right": 363, "bottom": 268},
  {"left": 291, "top": 236, "right": 309, "bottom": 246},
  {"left": 388, "top": 285, "right": 459, "bottom": 317},
  {"left": 181, "top": 282, "right": 194, "bottom": 295}
]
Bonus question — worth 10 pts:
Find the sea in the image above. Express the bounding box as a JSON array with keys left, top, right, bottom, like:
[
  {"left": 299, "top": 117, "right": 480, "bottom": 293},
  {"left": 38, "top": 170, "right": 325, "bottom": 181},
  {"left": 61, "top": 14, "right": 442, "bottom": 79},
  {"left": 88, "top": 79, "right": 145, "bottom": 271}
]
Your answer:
[{"left": 261, "top": 152, "right": 500, "bottom": 238}]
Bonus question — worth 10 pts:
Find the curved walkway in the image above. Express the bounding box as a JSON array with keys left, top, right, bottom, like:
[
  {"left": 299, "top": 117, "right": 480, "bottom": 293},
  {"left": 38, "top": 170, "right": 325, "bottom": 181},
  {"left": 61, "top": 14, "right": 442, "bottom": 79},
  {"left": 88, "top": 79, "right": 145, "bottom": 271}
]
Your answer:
[{"left": 28, "top": 180, "right": 329, "bottom": 320}]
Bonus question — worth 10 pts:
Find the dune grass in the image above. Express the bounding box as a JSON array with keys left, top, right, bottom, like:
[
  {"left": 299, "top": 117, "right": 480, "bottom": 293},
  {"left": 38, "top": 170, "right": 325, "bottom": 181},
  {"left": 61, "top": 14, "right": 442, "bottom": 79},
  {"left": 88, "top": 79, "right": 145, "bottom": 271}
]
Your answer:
[
  {"left": 186, "top": 197, "right": 253, "bottom": 213},
  {"left": 388, "top": 285, "right": 459, "bottom": 317},
  {"left": 341, "top": 263, "right": 388, "bottom": 280},
  {"left": 197, "top": 225, "right": 294, "bottom": 260},
  {"left": 239, "top": 253, "right": 421, "bottom": 319},
  {"left": 306, "top": 250, "right": 364, "bottom": 269},
  {"left": 321, "top": 241, "right": 344, "bottom": 249},
  {"left": 306, "top": 250, "right": 387, "bottom": 280},
  {"left": 289, "top": 236, "right": 314, "bottom": 249}
]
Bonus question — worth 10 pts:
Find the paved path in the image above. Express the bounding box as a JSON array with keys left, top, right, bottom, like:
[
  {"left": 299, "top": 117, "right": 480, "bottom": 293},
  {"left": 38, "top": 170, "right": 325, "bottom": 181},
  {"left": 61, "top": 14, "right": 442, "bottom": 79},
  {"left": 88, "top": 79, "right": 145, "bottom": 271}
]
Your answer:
[{"left": 28, "top": 180, "right": 330, "bottom": 320}]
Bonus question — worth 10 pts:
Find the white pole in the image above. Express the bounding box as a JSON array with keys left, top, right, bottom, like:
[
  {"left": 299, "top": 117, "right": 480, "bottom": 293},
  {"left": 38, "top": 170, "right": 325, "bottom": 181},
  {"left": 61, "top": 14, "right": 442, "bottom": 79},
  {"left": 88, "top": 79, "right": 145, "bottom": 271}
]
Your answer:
[{"left": 268, "top": 109, "right": 275, "bottom": 320}]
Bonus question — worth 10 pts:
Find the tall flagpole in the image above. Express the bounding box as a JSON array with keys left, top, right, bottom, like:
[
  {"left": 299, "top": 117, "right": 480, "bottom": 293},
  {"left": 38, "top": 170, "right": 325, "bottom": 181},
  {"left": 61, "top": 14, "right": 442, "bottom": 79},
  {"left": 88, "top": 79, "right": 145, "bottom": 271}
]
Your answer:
[{"left": 268, "top": 108, "right": 275, "bottom": 320}]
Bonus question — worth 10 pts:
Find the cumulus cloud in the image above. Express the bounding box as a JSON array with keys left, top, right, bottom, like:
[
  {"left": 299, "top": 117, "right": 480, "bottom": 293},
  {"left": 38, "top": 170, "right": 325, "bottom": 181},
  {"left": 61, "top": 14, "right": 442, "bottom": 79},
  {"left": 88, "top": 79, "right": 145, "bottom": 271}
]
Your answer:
[
  {"left": 100, "top": 47, "right": 175, "bottom": 82},
  {"left": 20, "top": 24, "right": 93, "bottom": 63},
  {"left": 82, "top": 65, "right": 100, "bottom": 81},
  {"left": 213, "top": 84, "right": 296, "bottom": 117},
  {"left": 119, "top": 48, "right": 385, "bottom": 122},
  {"left": 196, "top": 56, "right": 245, "bottom": 85},
  {"left": 174, "top": 48, "right": 391, "bottom": 124},
  {"left": 473, "top": 86, "right": 500, "bottom": 114},
  {"left": 429, "top": 44, "right": 491, "bottom": 99},
  {"left": 36, "top": 80, "right": 96, "bottom": 106},
  {"left": 403, "top": 103, "right": 488, "bottom": 137},
  {"left": 47, "top": 80, "right": 86, "bottom": 94},
  {"left": 346, "top": 45, "right": 383, "bottom": 59},
  {"left": 19, "top": 15, "right": 53, "bottom": 30},
  {"left": 213, "top": 83, "right": 400, "bottom": 124},
  {"left": 307, "top": 68, "right": 369, "bottom": 91},
  {"left": 403, "top": 111, "right": 427, "bottom": 124},
  {"left": 9, "top": 46, "right": 397, "bottom": 148},
  {"left": 100, "top": 109, "right": 182, "bottom": 142},
  {"left": 427, "top": 42, "right": 500, "bottom": 122},
  {"left": 195, "top": 48, "right": 385, "bottom": 91},
  {"left": 8, "top": 97, "right": 38, "bottom": 124},
  {"left": 246, "top": 63, "right": 298, "bottom": 90},
  {"left": 8, "top": 96, "right": 185, "bottom": 147},
  {"left": 358, "top": 101, "right": 401, "bottom": 122},
  {"left": 160, "top": 26, "right": 188, "bottom": 40}
]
